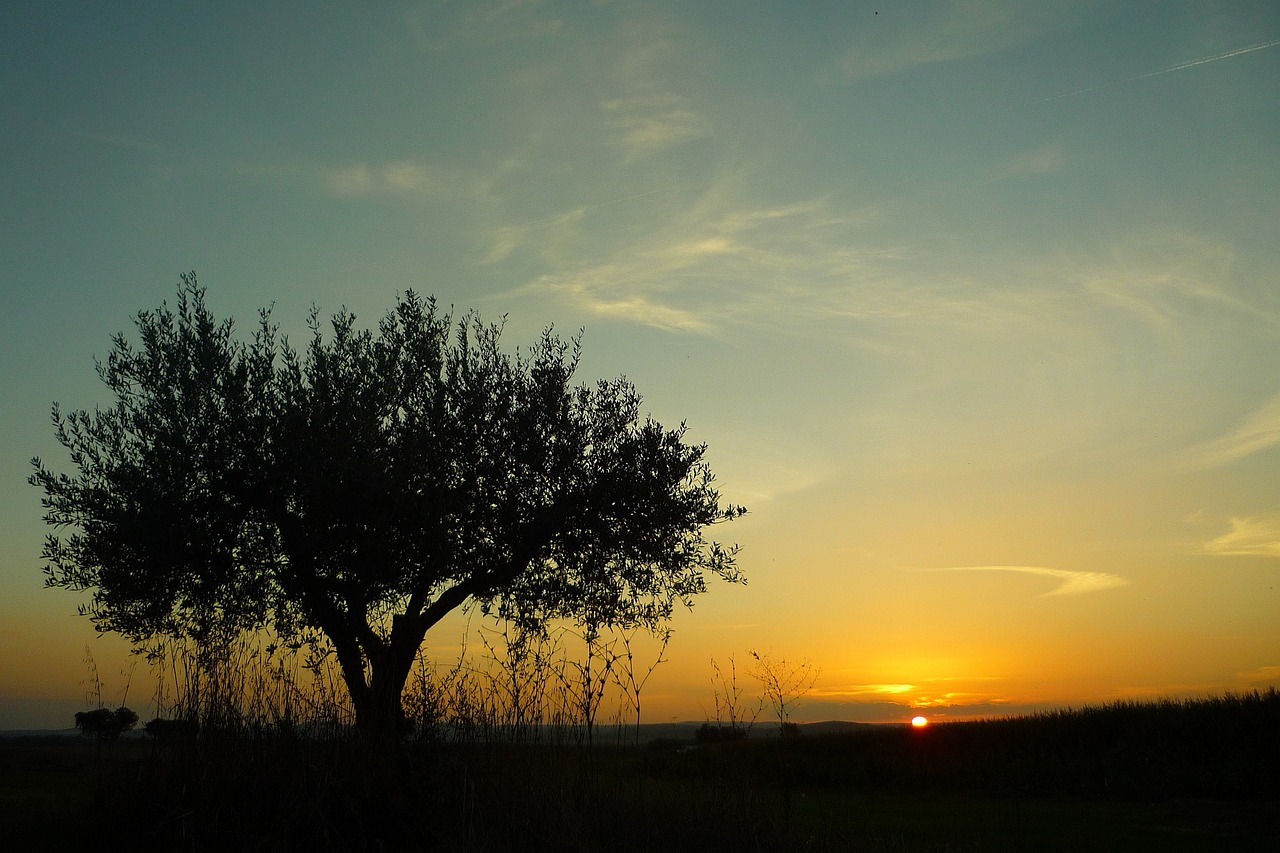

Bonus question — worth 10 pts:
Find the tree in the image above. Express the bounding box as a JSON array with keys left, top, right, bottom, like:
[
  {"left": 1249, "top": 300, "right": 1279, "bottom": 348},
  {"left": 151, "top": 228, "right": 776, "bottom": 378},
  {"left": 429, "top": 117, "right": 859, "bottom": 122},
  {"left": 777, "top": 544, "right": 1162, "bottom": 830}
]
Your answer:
[
  {"left": 75, "top": 706, "right": 139, "bottom": 740},
  {"left": 31, "top": 274, "right": 746, "bottom": 741}
]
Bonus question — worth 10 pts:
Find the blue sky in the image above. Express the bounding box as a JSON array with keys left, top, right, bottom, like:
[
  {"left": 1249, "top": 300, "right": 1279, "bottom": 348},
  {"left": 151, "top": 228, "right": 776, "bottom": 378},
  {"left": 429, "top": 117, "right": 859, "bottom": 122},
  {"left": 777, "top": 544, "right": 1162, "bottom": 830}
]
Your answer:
[{"left": 3, "top": 1, "right": 1279, "bottom": 728}]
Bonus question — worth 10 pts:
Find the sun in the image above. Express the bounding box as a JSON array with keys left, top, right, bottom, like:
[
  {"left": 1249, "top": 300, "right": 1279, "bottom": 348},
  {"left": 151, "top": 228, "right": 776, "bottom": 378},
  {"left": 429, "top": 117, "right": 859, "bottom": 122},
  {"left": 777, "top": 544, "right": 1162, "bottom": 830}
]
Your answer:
[{"left": 910, "top": 715, "right": 929, "bottom": 728}]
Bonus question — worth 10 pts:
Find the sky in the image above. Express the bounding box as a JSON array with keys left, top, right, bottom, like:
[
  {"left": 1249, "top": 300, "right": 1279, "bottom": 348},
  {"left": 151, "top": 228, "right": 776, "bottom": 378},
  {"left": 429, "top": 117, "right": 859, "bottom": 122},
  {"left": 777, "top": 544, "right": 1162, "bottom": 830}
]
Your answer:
[{"left": 2, "top": 0, "right": 1279, "bottom": 730}]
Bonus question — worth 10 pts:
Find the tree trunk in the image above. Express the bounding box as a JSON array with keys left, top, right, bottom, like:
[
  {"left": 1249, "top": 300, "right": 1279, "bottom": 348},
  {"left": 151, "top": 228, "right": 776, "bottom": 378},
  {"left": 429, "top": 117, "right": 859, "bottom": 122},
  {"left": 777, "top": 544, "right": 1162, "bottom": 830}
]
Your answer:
[
  {"left": 346, "top": 623, "right": 423, "bottom": 747},
  {"left": 360, "top": 665, "right": 409, "bottom": 743}
]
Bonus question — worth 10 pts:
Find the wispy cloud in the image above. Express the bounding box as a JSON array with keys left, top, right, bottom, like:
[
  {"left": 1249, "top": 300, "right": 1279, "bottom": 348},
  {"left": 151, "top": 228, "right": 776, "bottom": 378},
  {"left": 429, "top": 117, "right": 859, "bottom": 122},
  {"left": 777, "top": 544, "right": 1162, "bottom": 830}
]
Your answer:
[
  {"left": 500, "top": 174, "right": 892, "bottom": 333},
  {"left": 323, "top": 160, "right": 443, "bottom": 197},
  {"left": 997, "top": 146, "right": 1066, "bottom": 178},
  {"left": 1239, "top": 665, "right": 1280, "bottom": 683},
  {"left": 705, "top": 423, "right": 838, "bottom": 506},
  {"left": 1205, "top": 513, "right": 1280, "bottom": 557},
  {"left": 811, "top": 683, "right": 915, "bottom": 699},
  {"left": 799, "top": 681, "right": 1034, "bottom": 722},
  {"left": 576, "top": 292, "right": 712, "bottom": 333},
  {"left": 1183, "top": 395, "right": 1280, "bottom": 471},
  {"left": 1071, "top": 231, "right": 1267, "bottom": 332},
  {"left": 718, "top": 457, "right": 826, "bottom": 506},
  {"left": 483, "top": 207, "right": 586, "bottom": 265},
  {"left": 602, "top": 95, "right": 710, "bottom": 159},
  {"left": 483, "top": 188, "right": 672, "bottom": 265},
  {"left": 836, "top": 1, "right": 1090, "bottom": 82},
  {"left": 926, "top": 565, "right": 1131, "bottom": 596}
]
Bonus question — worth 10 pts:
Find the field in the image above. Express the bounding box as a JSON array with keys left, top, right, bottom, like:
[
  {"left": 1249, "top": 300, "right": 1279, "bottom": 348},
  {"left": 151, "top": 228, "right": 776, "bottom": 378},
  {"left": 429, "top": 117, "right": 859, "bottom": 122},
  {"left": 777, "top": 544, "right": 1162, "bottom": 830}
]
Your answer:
[{"left": 2, "top": 691, "right": 1277, "bottom": 851}]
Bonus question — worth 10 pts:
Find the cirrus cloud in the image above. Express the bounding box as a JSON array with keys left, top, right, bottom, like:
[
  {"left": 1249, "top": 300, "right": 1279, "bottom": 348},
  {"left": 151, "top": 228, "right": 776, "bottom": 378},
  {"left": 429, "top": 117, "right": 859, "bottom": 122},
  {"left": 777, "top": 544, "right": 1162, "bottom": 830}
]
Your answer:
[
  {"left": 1204, "top": 513, "right": 1280, "bottom": 557},
  {"left": 1183, "top": 394, "right": 1280, "bottom": 471},
  {"left": 926, "top": 565, "right": 1131, "bottom": 596}
]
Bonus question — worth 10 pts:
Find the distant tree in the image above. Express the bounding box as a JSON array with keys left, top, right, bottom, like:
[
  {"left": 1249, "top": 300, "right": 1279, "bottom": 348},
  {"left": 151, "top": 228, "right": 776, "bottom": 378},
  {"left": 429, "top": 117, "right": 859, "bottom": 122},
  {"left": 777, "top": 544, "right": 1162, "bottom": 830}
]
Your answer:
[
  {"left": 75, "top": 707, "right": 138, "bottom": 740},
  {"left": 32, "top": 275, "right": 745, "bottom": 741}
]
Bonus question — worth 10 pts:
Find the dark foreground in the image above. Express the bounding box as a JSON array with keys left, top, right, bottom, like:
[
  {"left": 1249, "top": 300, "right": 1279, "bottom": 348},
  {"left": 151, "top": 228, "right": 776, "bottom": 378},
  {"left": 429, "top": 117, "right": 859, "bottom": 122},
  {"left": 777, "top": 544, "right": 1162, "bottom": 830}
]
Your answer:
[{"left": 3, "top": 692, "right": 1278, "bottom": 852}]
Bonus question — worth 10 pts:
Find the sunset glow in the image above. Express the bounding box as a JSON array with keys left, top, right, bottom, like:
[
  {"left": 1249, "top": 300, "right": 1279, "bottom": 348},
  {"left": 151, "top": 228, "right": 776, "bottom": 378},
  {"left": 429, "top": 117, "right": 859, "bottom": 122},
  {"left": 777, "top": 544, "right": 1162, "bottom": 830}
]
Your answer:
[
  {"left": 2, "top": 1, "right": 1279, "bottom": 730},
  {"left": 911, "top": 716, "right": 929, "bottom": 728}
]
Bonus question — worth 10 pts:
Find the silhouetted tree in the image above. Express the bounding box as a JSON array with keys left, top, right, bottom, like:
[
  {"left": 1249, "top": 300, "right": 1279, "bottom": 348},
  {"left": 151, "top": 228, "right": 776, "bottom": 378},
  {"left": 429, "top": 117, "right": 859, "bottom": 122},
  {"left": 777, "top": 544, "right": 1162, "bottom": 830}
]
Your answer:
[
  {"left": 32, "top": 275, "right": 745, "bottom": 741},
  {"left": 75, "top": 707, "right": 138, "bottom": 740}
]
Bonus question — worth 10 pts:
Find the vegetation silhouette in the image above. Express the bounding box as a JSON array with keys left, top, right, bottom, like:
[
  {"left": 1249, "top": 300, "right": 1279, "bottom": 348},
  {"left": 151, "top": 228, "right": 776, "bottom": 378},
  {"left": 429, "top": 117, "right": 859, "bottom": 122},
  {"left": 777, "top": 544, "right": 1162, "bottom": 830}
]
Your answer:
[
  {"left": 73, "top": 707, "right": 138, "bottom": 741},
  {"left": 30, "top": 273, "right": 745, "bottom": 742},
  {"left": 747, "top": 649, "right": 819, "bottom": 734},
  {"left": 3, "top": 688, "right": 1275, "bottom": 852}
]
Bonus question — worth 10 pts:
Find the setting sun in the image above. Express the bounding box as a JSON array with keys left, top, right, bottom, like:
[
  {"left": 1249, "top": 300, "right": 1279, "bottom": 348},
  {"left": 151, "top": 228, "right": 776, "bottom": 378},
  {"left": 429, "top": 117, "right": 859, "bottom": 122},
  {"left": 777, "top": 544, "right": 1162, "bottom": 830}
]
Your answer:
[{"left": 911, "top": 716, "right": 929, "bottom": 728}]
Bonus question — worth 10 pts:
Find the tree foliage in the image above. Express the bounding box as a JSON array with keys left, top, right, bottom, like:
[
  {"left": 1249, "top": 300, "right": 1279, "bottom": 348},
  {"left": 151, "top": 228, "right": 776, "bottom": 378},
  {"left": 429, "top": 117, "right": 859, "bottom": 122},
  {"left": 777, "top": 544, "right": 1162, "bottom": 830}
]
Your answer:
[{"left": 32, "top": 274, "right": 745, "bottom": 737}]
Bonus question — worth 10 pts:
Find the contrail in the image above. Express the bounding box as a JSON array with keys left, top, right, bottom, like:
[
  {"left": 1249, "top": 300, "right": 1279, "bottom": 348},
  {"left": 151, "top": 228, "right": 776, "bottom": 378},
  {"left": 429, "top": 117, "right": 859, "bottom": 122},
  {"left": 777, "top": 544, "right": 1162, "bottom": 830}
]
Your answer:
[{"left": 1036, "top": 38, "right": 1280, "bottom": 103}]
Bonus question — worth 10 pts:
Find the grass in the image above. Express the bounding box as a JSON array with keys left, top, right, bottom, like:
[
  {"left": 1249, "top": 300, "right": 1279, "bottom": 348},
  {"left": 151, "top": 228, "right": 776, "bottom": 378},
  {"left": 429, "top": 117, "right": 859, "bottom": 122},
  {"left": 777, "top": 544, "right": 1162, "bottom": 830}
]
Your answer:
[{"left": 2, "top": 689, "right": 1278, "bottom": 851}]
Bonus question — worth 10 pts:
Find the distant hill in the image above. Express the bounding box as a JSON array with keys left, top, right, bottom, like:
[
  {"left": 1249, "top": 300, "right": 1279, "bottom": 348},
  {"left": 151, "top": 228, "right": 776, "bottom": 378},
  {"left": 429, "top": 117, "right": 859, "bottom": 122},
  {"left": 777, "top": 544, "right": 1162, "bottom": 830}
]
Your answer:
[
  {"left": 0, "top": 728, "right": 81, "bottom": 739},
  {"left": 604, "top": 719, "right": 886, "bottom": 744},
  {"left": 0, "top": 720, "right": 889, "bottom": 742}
]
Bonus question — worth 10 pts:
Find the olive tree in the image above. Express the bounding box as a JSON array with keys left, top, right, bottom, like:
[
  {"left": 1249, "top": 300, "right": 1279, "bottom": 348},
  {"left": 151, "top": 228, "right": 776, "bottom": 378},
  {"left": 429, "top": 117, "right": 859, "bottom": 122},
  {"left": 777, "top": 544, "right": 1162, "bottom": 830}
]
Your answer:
[{"left": 31, "top": 274, "right": 745, "bottom": 740}]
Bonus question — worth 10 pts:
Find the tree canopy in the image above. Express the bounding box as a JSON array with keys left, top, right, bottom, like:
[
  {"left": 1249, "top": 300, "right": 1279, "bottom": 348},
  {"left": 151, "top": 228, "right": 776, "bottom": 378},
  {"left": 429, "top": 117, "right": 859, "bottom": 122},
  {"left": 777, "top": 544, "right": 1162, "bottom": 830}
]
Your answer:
[{"left": 31, "top": 275, "right": 745, "bottom": 737}]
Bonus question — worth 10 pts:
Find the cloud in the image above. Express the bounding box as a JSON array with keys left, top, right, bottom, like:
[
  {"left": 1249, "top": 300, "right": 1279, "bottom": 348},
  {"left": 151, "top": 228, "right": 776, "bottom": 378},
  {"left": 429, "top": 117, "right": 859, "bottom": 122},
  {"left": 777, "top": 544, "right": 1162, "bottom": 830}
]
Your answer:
[
  {"left": 498, "top": 174, "right": 1080, "bottom": 341},
  {"left": 502, "top": 176, "right": 891, "bottom": 333},
  {"left": 707, "top": 427, "right": 834, "bottom": 506},
  {"left": 495, "top": 169, "right": 1266, "bottom": 360},
  {"left": 602, "top": 96, "right": 710, "bottom": 159},
  {"left": 577, "top": 292, "right": 712, "bottom": 332},
  {"left": 835, "top": 1, "right": 1090, "bottom": 83},
  {"left": 998, "top": 146, "right": 1066, "bottom": 178},
  {"left": 1238, "top": 665, "right": 1280, "bottom": 683},
  {"left": 1075, "top": 231, "right": 1247, "bottom": 329},
  {"left": 798, "top": 693, "right": 1041, "bottom": 723},
  {"left": 1205, "top": 513, "right": 1280, "bottom": 557},
  {"left": 322, "top": 160, "right": 442, "bottom": 197},
  {"left": 483, "top": 188, "right": 672, "bottom": 265},
  {"left": 1183, "top": 394, "right": 1280, "bottom": 470},
  {"left": 483, "top": 206, "right": 587, "bottom": 265},
  {"left": 811, "top": 683, "right": 915, "bottom": 699},
  {"left": 403, "top": 0, "right": 565, "bottom": 51},
  {"left": 927, "top": 565, "right": 1131, "bottom": 596},
  {"left": 717, "top": 457, "right": 825, "bottom": 506}
]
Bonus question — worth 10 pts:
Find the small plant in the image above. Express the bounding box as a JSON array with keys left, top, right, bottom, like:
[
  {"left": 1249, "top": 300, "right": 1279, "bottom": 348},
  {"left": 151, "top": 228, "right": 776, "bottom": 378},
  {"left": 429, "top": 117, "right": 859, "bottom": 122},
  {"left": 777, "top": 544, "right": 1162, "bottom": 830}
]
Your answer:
[
  {"left": 746, "top": 649, "right": 819, "bottom": 734},
  {"left": 708, "top": 653, "right": 761, "bottom": 737},
  {"left": 612, "top": 626, "right": 671, "bottom": 745}
]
